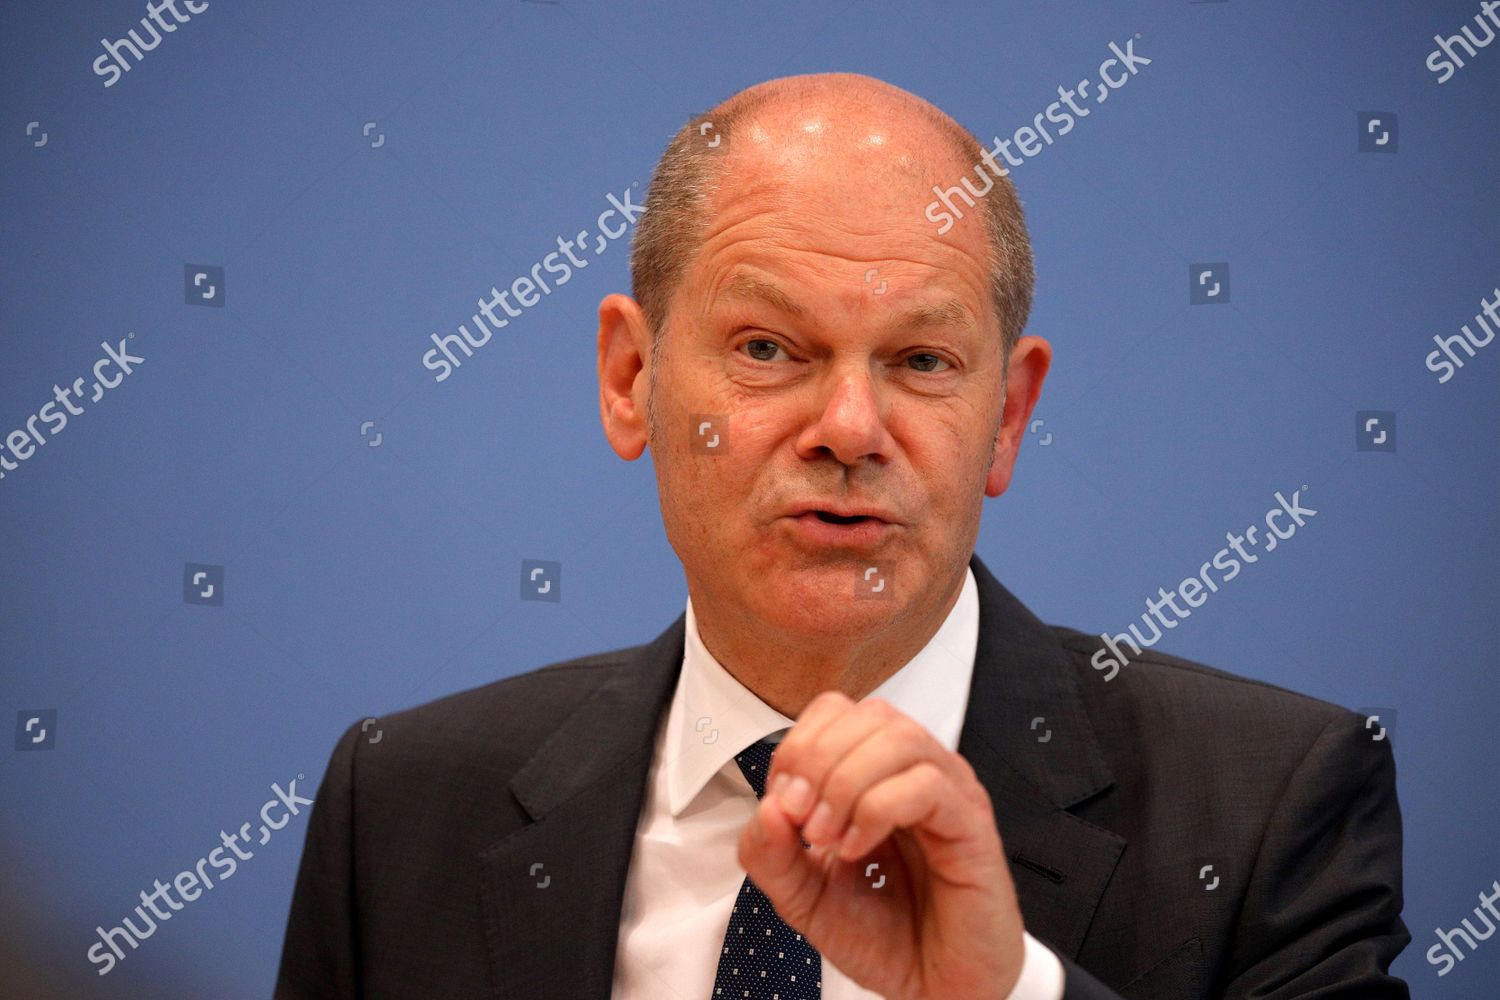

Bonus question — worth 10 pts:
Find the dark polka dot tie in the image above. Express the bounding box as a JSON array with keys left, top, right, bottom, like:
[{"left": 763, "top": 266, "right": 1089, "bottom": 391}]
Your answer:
[{"left": 710, "top": 739, "right": 822, "bottom": 999}]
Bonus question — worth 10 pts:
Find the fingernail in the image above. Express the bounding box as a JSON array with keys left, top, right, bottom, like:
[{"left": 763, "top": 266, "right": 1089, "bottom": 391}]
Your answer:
[
  {"left": 779, "top": 775, "right": 813, "bottom": 817},
  {"left": 767, "top": 773, "right": 787, "bottom": 799}
]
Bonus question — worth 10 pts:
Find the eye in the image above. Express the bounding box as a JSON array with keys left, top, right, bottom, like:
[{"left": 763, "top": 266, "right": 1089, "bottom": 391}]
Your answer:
[
  {"left": 906, "top": 352, "right": 951, "bottom": 373},
  {"left": 741, "top": 337, "right": 789, "bottom": 362}
]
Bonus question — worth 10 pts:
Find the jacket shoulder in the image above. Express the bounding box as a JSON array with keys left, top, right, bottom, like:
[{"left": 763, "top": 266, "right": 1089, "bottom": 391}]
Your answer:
[
  {"left": 1047, "top": 624, "right": 1366, "bottom": 755},
  {"left": 346, "top": 641, "right": 650, "bottom": 781},
  {"left": 387, "top": 642, "right": 643, "bottom": 726},
  {"left": 1050, "top": 620, "right": 1356, "bottom": 722}
]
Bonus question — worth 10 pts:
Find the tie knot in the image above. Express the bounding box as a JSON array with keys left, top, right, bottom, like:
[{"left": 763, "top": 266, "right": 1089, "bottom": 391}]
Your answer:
[{"left": 734, "top": 739, "right": 778, "bottom": 799}]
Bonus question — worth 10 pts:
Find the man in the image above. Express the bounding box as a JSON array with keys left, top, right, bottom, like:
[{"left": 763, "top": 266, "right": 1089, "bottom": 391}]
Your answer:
[{"left": 275, "top": 73, "right": 1410, "bottom": 998}]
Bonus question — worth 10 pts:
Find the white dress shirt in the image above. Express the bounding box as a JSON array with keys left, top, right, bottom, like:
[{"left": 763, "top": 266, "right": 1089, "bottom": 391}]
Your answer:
[{"left": 610, "top": 565, "right": 1065, "bottom": 1000}]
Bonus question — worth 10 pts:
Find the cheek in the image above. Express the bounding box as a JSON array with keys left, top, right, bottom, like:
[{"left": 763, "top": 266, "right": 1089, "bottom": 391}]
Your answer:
[{"left": 899, "top": 415, "right": 981, "bottom": 485}]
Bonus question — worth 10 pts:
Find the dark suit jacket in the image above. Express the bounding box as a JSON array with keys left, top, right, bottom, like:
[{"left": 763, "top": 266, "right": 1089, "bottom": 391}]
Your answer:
[{"left": 274, "top": 553, "right": 1410, "bottom": 999}]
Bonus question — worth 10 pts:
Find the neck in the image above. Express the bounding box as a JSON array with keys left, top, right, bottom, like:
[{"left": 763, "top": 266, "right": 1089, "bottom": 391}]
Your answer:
[{"left": 690, "top": 566, "right": 967, "bottom": 719}]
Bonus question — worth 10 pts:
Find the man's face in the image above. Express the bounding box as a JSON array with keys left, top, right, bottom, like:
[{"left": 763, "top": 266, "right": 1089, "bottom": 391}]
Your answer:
[{"left": 640, "top": 115, "right": 1014, "bottom": 642}]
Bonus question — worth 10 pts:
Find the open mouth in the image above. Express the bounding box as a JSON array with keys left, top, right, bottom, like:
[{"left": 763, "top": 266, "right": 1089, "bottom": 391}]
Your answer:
[{"left": 813, "top": 511, "right": 873, "bottom": 525}]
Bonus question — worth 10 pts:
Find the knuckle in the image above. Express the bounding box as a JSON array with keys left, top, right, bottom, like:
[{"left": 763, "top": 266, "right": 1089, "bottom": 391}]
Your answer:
[{"left": 891, "top": 715, "right": 928, "bottom": 746}]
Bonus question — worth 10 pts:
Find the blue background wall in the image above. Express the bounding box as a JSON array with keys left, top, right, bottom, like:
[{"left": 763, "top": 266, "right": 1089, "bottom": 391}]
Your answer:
[{"left": 2, "top": 1, "right": 1495, "bottom": 996}]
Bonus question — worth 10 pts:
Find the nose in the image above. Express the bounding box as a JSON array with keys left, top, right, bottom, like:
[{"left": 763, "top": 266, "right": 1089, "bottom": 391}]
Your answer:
[{"left": 795, "top": 362, "right": 892, "bottom": 468}]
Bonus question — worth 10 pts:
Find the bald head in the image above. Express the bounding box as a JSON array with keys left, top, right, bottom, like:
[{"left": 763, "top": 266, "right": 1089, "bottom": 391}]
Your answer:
[{"left": 629, "top": 73, "right": 1034, "bottom": 371}]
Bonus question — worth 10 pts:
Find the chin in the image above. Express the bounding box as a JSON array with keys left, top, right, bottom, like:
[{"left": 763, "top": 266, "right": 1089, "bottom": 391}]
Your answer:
[{"left": 749, "top": 564, "right": 909, "bottom": 632}]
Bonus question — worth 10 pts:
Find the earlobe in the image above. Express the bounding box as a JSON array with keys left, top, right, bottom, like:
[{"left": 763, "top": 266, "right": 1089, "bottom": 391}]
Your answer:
[
  {"left": 597, "top": 293, "right": 651, "bottom": 461},
  {"left": 983, "top": 427, "right": 1014, "bottom": 498},
  {"left": 983, "top": 335, "right": 1052, "bottom": 498}
]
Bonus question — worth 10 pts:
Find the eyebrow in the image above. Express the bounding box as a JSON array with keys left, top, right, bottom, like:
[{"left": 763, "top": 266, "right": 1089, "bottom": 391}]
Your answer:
[{"left": 716, "top": 273, "right": 977, "bottom": 333}]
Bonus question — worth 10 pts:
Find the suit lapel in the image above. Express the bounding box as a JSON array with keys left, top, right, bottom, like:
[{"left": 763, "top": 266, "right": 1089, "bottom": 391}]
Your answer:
[
  {"left": 475, "top": 553, "right": 1125, "bottom": 999},
  {"left": 476, "top": 614, "right": 687, "bottom": 1000},
  {"left": 960, "top": 553, "right": 1125, "bottom": 958}
]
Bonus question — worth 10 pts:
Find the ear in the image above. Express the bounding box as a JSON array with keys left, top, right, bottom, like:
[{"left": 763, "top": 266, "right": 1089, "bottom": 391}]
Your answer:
[
  {"left": 984, "top": 334, "right": 1052, "bottom": 498},
  {"left": 597, "top": 292, "right": 654, "bottom": 461}
]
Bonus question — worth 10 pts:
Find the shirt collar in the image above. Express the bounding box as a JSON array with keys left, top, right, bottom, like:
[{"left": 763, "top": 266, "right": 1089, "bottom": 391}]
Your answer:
[{"left": 664, "top": 564, "right": 981, "bottom": 816}]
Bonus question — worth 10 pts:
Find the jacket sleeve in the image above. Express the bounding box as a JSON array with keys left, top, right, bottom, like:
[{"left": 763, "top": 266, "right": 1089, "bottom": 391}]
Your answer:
[
  {"left": 274, "top": 720, "right": 363, "bottom": 999},
  {"left": 1219, "top": 709, "right": 1412, "bottom": 997}
]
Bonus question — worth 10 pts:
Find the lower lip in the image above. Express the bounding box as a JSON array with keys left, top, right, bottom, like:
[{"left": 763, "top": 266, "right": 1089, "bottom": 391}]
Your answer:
[{"left": 785, "top": 513, "right": 893, "bottom": 546}]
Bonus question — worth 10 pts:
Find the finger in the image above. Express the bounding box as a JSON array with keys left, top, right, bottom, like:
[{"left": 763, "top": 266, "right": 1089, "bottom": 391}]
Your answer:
[
  {"left": 738, "top": 785, "right": 823, "bottom": 922},
  {"left": 764, "top": 689, "right": 856, "bottom": 799},
  {"left": 771, "top": 696, "right": 901, "bottom": 828},
  {"left": 795, "top": 712, "right": 951, "bottom": 850},
  {"left": 835, "top": 759, "right": 995, "bottom": 866}
]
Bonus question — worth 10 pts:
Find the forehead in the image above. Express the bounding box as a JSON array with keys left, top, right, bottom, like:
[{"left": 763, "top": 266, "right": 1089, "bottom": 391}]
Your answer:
[
  {"left": 689, "top": 115, "right": 993, "bottom": 318},
  {"left": 721, "top": 114, "right": 968, "bottom": 220},
  {"left": 715, "top": 269, "right": 978, "bottom": 338}
]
